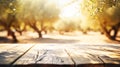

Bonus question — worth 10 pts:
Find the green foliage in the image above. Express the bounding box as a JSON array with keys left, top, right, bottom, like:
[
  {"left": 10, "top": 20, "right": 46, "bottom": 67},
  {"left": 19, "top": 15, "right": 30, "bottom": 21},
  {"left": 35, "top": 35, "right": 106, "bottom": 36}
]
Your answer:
[
  {"left": 0, "top": 0, "right": 19, "bottom": 42},
  {"left": 17, "top": 0, "right": 60, "bottom": 34},
  {"left": 18, "top": 0, "right": 60, "bottom": 24},
  {"left": 80, "top": 0, "right": 120, "bottom": 29},
  {"left": 0, "top": 0, "right": 18, "bottom": 26}
]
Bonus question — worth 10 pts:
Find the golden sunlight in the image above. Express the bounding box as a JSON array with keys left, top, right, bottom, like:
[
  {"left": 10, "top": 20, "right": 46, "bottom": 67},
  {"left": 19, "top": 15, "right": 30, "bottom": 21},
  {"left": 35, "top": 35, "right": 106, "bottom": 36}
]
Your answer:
[
  {"left": 59, "top": 2, "right": 80, "bottom": 18},
  {"left": 22, "top": 0, "right": 83, "bottom": 19},
  {"left": 56, "top": 0, "right": 72, "bottom": 8},
  {"left": 1, "top": 1, "right": 120, "bottom": 65},
  {"left": 56, "top": 0, "right": 83, "bottom": 19}
]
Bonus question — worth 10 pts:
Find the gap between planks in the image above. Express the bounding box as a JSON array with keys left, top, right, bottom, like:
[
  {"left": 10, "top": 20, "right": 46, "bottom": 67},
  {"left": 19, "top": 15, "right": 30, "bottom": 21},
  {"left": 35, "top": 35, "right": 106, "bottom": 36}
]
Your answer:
[
  {"left": 0, "top": 44, "right": 35, "bottom": 66},
  {"left": 13, "top": 44, "right": 74, "bottom": 67},
  {"left": 9, "top": 44, "right": 35, "bottom": 66}
]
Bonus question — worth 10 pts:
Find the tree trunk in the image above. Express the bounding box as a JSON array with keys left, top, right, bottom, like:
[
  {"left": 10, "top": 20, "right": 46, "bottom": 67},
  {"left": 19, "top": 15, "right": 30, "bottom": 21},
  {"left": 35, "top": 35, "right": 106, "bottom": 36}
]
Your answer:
[
  {"left": 16, "top": 29, "right": 23, "bottom": 36},
  {"left": 18, "top": 31, "right": 22, "bottom": 36},
  {"left": 30, "top": 25, "right": 42, "bottom": 38},
  {"left": 7, "top": 31, "right": 11, "bottom": 36},
  {"left": 102, "top": 26, "right": 113, "bottom": 39},
  {"left": 37, "top": 30, "right": 42, "bottom": 38},
  {"left": 100, "top": 22, "right": 113, "bottom": 40},
  {"left": 7, "top": 29, "right": 18, "bottom": 42},
  {"left": 101, "top": 21, "right": 120, "bottom": 40},
  {"left": 110, "top": 26, "right": 119, "bottom": 40}
]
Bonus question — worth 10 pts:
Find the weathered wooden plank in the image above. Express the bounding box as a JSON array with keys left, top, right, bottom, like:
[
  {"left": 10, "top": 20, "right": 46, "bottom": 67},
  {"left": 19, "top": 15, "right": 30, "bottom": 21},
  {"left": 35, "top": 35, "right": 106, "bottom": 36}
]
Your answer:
[
  {"left": 0, "top": 44, "right": 20, "bottom": 67},
  {"left": 86, "top": 48, "right": 120, "bottom": 64},
  {"left": 65, "top": 47, "right": 104, "bottom": 67},
  {"left": 0, "top": 44, "right": 34, "bottom": 66},
  {"left": 98, "top": 45, "right": 120, "bottom": 67},
  {"left": 79, "top": 44, "right": 120, "bottom": 67},
  {"left": 13, "top": 44, "right": 74, "bottom": 67},
  {"left": 7, "top": 44, "right": 120, "bottom": 67},
  {"left": 100, "top": 54, "right": 120, "bottom": 64},
  {"left": 0, "top": 44, "right": 18, "bottom": 52}
]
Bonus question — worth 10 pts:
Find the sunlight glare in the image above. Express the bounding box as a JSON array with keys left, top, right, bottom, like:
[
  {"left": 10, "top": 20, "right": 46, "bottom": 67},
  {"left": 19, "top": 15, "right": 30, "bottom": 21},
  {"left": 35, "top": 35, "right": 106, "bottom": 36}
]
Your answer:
[
  {"left": 57, "top": 0, "right": 72, "bottom": 8},
  {"left": 58, "top": 0, "right": 83, "bottom": 19},
  {"left": 51, "top": 0, "right": 84, "bottom": 19},
  {"left": 59, "top": 3, "right": 80, "bottom": 18}
]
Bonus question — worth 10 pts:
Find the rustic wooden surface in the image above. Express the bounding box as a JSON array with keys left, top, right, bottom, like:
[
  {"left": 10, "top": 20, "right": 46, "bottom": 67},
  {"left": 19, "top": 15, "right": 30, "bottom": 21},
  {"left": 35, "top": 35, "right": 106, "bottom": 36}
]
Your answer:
[
  {"left": 0, "top": 44, "right": 120, "bottom": 67},
  {"left": 0, "top": 44, "right": 34, "bottom": 66}
]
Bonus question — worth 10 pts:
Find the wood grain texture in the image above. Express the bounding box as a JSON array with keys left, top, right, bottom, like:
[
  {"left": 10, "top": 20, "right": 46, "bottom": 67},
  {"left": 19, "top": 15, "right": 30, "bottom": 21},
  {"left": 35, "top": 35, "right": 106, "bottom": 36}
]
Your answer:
[
  {"left": 73, "top": 44, "right": 120, "bottom": 67},
  {"left": 81, "top": 44, "right": 120, "bottom": 65},
  {"left": 0, "top": 44, "right": 18, "bottom": 52},
  {"left": 0, "top": 44, "right": 34, "bottom": 65},
  {"left": 14, "top": 44, "right": 74, "bottom": 67},
  {"left": 0, "top": 44, "right": 120, "bottom": 67},
  {"left": 65, "top": 47, "right": 104, "bottom": 67}
]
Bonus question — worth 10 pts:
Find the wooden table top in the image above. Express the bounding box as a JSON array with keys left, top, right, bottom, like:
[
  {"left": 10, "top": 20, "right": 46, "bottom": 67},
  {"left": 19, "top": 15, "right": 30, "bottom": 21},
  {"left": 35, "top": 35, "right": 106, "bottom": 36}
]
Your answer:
[{"left": 0, "top": 43, "right": 120, "bottom": 67}]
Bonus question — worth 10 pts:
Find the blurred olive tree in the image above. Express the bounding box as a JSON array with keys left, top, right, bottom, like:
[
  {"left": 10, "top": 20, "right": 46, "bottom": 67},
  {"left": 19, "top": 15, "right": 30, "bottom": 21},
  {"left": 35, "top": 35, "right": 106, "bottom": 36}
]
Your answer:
[
  {"left": 18, "top": 0, "right": 60, "bottom": 38},
  {"left": 80, "top": 0, "right": 120, "bottom": 40},
  {"left": 0, "top": 0, "right": 19, "bottom": 42}
]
